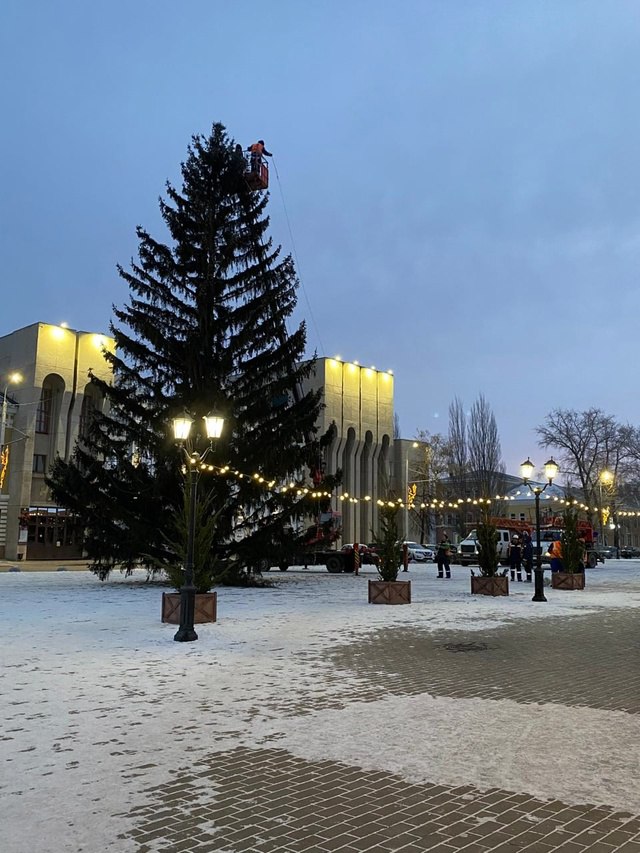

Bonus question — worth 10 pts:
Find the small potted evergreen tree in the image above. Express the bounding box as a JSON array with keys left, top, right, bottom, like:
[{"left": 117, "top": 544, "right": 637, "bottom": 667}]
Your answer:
[
  {"left": 553, "top": 505, "right": 586, "bottom": 590},
  {"left": 470, "top": 510, "right": 509, "bottom": 596},
  {"left": 160, "top": 487, "right": 222, "bottom": 624},
  {"left": 368, "top": 503, "right": 411, "bottom": 605}
]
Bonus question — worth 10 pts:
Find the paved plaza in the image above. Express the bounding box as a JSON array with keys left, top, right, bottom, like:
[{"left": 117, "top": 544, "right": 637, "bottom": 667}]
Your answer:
[{"left": 1, "top": 561, "right": 640, "bottom": 853}]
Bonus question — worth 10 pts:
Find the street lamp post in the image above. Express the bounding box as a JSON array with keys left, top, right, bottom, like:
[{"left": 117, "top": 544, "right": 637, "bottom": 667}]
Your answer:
[
  {"left": 520, "top": 456, "right": 559, "bottom": 603},
  {"left": 0, "top": 372, "right": 23, "bottom": 450},
  {"left": 404, "top": 455, "right": 409, "bottom": 539},
  {"left": 609, "top": 520, "right": 620, "bottom": 558},
  {"left": 171, "top": 411, "right": 224, "bottom": 643},
  {"left": 405, "top": 441, "right": 421, "bottom": 541},
  {"left": 598, "top": 469, "right": 614, "bottom": 550}
]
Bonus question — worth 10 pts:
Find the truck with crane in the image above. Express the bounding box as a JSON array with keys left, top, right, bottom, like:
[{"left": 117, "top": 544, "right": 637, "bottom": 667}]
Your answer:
[{"left": 254, "top": 510, "right": 360, "bottom": 573}]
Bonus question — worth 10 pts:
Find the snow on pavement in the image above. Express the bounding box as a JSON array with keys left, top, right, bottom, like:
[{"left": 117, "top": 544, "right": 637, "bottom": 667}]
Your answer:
[{"left": 1, "top": 562, "right": 640, "bottom": 852}]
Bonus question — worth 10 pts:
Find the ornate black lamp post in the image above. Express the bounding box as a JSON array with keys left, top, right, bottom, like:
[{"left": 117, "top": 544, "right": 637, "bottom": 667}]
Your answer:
[
  {"left": 598, "top": 468, "right": 614, "bottom": 551},
  {"left": 520, "top": 456, "right": 559, "bottom": 603},
  {"left": 172, "top": 411, "right": 224, "bottom": 643}
]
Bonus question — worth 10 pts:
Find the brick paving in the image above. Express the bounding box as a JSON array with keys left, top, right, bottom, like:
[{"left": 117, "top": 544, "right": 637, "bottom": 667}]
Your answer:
[
  {"left": 122, "top": 746, "right": 640, "bottom": 852},
  {"left": 118, "top": 604, "right": 640, "bottom": 852},
  {"left": 326, "top": 609, "right": 640, "bottom": 715}
]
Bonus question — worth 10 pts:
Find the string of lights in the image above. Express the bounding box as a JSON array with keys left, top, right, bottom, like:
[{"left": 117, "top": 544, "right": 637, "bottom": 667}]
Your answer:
[{"left": 187, "top": 461, "right": 639, "bottom": 517}]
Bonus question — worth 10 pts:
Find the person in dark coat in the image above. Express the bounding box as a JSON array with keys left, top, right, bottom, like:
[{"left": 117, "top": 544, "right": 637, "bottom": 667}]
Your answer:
[
  {"left": 509, "top": 535, "right": 523, "bottom": 582},
  {"left": 436, "top": 535, "right": 452, "bottom": 579}
]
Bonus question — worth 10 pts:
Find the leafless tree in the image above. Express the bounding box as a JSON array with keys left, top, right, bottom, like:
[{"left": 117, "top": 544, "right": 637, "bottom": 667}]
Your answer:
[
  {"left": 468, "top": 393, "right": 506, "bottom": 499},
  {"left": 412, "top": 430, "right": 451, "bottom": 541},
  {"left": 447, "top": 396, "right": 467, "bottom": 480},
  {"left": 536, "top": 408, "right": 636, "bottom": 517},
  {"left": 446, "top": 397, "right": 468, "bottom": 536}
]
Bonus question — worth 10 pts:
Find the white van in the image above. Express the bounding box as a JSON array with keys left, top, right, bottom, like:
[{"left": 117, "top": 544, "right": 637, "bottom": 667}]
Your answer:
[{"left": 458, "top": 528, "right": 514, "bottom": 566}]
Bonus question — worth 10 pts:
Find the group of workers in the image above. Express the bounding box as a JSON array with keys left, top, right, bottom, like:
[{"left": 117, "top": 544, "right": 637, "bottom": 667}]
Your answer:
[
  {"left": 433, "top": 529, "right": 587, "bottom": 582},
  {"left": 508, "top": 532, "right": 585, "bottom": 579},
  {"left": 507, "top": 532, "right": 534, "bottom": 582}
]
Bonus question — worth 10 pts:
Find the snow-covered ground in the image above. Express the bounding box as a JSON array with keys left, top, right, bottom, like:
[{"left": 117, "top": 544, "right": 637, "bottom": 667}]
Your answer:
[{"left": 2, "top": 562, "right": 640, "bottom": 852}]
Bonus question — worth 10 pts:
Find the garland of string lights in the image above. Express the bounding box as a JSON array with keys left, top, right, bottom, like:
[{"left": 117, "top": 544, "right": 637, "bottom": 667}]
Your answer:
[{"left": 193, "top": 461, "right": 640, "bottom": 517}]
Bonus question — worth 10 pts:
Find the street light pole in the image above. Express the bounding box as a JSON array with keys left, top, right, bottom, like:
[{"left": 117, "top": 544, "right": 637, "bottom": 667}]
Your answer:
[
  {"left": 598, "top": 469, "right": 613, "bottom": 551},
  {"left": 521, "top": 456, "right": 559, "bottom": 603},
  {"left": 172, "top": 411, "right": 224, "bottom": 643},
  {"left": 0, "top": 372, "right": 23, "bottom": 450},
  {"left": 404, "top": 456, "right": 409, "bottom": 539}
]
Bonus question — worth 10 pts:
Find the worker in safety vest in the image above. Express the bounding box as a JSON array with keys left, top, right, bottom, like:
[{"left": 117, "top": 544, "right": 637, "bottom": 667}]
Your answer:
[
  {"left": 246, "top": 140, "right": 272, "bottom": 172},
  {"left": 548, "top": 539, "right": 563, "bottom": 573}
]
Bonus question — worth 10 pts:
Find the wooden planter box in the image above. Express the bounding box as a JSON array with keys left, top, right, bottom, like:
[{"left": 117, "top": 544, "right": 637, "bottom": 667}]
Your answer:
[
  {"left": 161, "top": 591, "right": 217, "bottom": 624},
  {"left": 471, "top": 575, "right": 509, "bottom": 597},
  {"left": 551, "top": 572, "right": 586, "bottom": 590},
  {"left": 368, "top": 579, "right": 411, "bottom": 605}
]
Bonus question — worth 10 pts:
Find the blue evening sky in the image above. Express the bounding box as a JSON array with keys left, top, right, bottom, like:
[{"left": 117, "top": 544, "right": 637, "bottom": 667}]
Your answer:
[{"left": 2, "top": 1, "right": 639, "bottom": 474}]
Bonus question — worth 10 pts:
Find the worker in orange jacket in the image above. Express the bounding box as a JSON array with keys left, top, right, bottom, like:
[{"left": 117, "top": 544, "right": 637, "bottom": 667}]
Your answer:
[
  {"left": 247, "top": 139, "right": 272, "bottom": 172},
  {"left": 548, "top": 539, "right": 563, "bottom": 573}
]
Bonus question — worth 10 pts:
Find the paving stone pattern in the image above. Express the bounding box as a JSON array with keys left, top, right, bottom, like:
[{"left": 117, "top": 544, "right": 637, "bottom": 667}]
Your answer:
[
  {"left": 123, "top": 746, "right": 640, "bottom": 853},
  {"left": 327, "top": 609, "right": 640, "bottom": 715},
  {"left": 121, "top": 608, "right": 640, "bottom": 852}
]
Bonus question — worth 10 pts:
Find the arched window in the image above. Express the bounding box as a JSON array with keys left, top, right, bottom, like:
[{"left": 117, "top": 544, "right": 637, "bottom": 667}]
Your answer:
[
  {"left": 36, "top": 390, "right": 52, "bottom": 434},
  {"left": 36, "top": 375, "right": 65, "bottom": 436}
]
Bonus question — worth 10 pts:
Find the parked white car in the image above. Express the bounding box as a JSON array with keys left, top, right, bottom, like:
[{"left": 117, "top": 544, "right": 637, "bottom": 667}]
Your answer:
[{"left": 399, "top": 541, "right": 434, "bottom": 562}]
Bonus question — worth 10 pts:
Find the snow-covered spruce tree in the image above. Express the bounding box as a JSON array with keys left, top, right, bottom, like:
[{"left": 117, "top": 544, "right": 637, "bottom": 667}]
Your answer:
[{"left": 47, "top": 123, "right": 323, "bottom": 586}]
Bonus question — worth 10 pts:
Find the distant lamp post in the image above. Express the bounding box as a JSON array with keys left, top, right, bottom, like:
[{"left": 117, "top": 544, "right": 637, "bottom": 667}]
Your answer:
[
  {"left": 598, "top": 468, "right": 614, "bottom": 549},
  {"left": 171, "top": 410, "right": 225, "bottom": 643},
  {"left": 520, "top": 456, "right": 559, "bottom": 603},
  {"left": 1, "top": 371, "right": 23, "bottom": 450}
]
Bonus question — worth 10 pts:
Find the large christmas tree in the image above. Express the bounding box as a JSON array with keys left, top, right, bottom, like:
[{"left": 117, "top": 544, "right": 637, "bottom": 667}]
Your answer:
[{"left": 48, "top": 123, "right": 324, "bottom": 586}]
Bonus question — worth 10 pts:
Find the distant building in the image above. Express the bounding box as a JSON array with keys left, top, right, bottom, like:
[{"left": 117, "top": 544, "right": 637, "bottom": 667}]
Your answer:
[
  {"left": 302, "top": 357, "right": 395, "bottom": 545},
  {"left": 0, "top": 323, "right": 115, "bottom": 560},
  {"left": 0, "top": 334, "right": 394, "bottom": 559},
  {"left": 501, "top": 481, "right": 567, "bottom": 526}
]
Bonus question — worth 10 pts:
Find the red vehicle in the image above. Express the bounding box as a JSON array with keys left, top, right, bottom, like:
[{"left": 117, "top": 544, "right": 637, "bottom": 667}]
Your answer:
[
  {"left": 257, "top": 511, "right": 357, "bottom": 573},
  {"left": 341, "top": 543, "right": 380, "bottom": 566}
]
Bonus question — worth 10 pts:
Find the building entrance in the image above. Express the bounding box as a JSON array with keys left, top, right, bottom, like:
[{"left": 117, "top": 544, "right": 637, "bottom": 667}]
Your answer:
[{"left": 23, "top": 506, "right": 84, "bottom": 560}]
